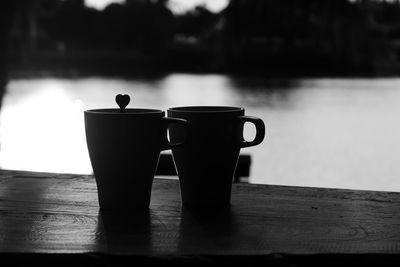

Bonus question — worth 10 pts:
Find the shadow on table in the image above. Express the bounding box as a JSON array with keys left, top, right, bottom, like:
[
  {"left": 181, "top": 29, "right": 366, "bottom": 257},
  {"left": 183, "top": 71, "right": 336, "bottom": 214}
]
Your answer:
[
  {"left": 98, "top": 210, "right": 152, "bottom": 254},
  {"left": 177, "top": 206, "right": 240, "bottom": 254}
]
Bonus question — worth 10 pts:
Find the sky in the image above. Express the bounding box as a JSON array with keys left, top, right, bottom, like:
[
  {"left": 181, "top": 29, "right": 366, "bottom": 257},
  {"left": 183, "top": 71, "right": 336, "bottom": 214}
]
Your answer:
[{"left": 85, "top": 0, "right": 229, "bottom": 14}]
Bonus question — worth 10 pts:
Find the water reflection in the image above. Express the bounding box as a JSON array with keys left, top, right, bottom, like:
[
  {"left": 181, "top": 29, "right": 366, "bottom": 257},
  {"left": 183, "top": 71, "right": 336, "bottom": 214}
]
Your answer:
[
  {"left": 0, "top": 83, "right": 90, "bottom": 173},
  {"left": 1, "top": 74, "right": 400, "bottom": 192},
  {"left": 159, "top": 74, "right": 235, "bottom": 106}
]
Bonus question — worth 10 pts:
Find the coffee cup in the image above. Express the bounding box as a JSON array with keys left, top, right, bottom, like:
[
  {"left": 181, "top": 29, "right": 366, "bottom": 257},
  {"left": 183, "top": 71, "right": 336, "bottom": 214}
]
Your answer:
[
  {"left": 167, "top": 106, "right": 265, "bottom": 208},
  {"left": 85, "top": 106, "right": 188, "bottom": 210}
]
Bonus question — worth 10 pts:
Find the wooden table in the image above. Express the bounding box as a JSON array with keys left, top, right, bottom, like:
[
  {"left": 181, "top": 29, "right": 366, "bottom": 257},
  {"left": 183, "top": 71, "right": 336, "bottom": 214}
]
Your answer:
[{"left": 0, "top": 169, "right": 400, "bottom": 266}]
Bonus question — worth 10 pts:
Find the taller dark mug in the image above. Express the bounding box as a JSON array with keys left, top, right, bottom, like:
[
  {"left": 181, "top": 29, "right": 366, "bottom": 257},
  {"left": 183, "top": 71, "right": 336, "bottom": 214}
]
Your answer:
[
  {"left": 167, "top": 106, "right": 265, "bottom": 208},
  {"left": 85, "top": 108, "right": 188, "bottom": 210}
]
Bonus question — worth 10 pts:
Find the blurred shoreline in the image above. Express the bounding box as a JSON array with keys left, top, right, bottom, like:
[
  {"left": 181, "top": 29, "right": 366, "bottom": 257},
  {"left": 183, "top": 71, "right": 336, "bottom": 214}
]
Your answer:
[
  {"left": 9, "top": 56, "right": 400, "bottom": 79},
  {"left": 8, "top": 44, "right": 400, "bottom": 79}
]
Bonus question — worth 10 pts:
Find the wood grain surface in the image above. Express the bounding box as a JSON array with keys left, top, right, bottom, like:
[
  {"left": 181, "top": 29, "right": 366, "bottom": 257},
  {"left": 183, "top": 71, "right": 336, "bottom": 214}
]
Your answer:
[{"left": 0, "top": 169, "right": 400, "bottom": 258}]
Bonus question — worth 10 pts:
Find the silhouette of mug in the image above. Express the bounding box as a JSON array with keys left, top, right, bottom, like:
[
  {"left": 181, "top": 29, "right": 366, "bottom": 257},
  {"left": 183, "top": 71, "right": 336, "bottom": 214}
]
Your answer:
[
  {"left": 167, "top": 106, "right": 265, "bottom": 208},
  {"left": 85, "top": 108, "right": 188, "bottom": 210}
]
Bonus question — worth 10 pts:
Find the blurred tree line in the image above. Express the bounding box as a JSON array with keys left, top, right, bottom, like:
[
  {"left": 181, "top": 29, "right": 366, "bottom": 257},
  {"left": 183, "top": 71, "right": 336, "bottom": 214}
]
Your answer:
[
  {"left": 223, "top": 0, "right": 400, "bottom": 75},
  {"left": 5, "top": 0, "right": 400, "bottom": 76}
]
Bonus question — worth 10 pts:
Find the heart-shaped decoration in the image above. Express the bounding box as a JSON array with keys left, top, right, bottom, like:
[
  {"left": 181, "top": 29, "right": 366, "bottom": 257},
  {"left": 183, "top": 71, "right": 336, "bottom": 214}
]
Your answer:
[{"left": 115, "top": 94, "right": 130, "bottom": 111}]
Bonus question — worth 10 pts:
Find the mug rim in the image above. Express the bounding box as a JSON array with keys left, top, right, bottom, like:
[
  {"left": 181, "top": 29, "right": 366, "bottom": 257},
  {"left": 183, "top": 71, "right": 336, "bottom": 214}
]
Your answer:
[
  {"left": 85, "top": 108, "right": 163, "bottom": 115},
  {"left": 168, "top": 106, "right": 244, "bottom": 113}
]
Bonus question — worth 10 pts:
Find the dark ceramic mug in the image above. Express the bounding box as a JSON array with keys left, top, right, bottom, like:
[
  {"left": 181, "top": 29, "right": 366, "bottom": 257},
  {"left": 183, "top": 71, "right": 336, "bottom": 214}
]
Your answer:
[
  {"left": 85, "top": 108, "right": 188, "bottom": 210},
  {"left": 167, "top": 106, "right": 265, "bottom": 208}
]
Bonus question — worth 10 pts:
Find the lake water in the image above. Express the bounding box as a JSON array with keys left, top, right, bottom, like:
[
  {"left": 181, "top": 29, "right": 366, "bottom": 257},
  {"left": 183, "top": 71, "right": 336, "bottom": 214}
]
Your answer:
[{"left": 1, "top": 74, "right": 400, "bottom": 192}]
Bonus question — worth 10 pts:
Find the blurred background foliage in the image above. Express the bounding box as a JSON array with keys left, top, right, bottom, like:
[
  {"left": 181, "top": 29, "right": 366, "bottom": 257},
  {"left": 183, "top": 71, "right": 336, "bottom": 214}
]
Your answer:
[{"left": 5, "top": 0, "right": 400, "bottom": 76}]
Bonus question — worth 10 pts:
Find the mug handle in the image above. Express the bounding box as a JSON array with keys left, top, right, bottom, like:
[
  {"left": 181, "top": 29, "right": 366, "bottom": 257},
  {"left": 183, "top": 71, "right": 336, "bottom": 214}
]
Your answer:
[
  {"left": 161, "top": 117, "right": 189, "bottom": 151},
  {"left": 238, "top": 116, "right": 265, "bottom": 148}
]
